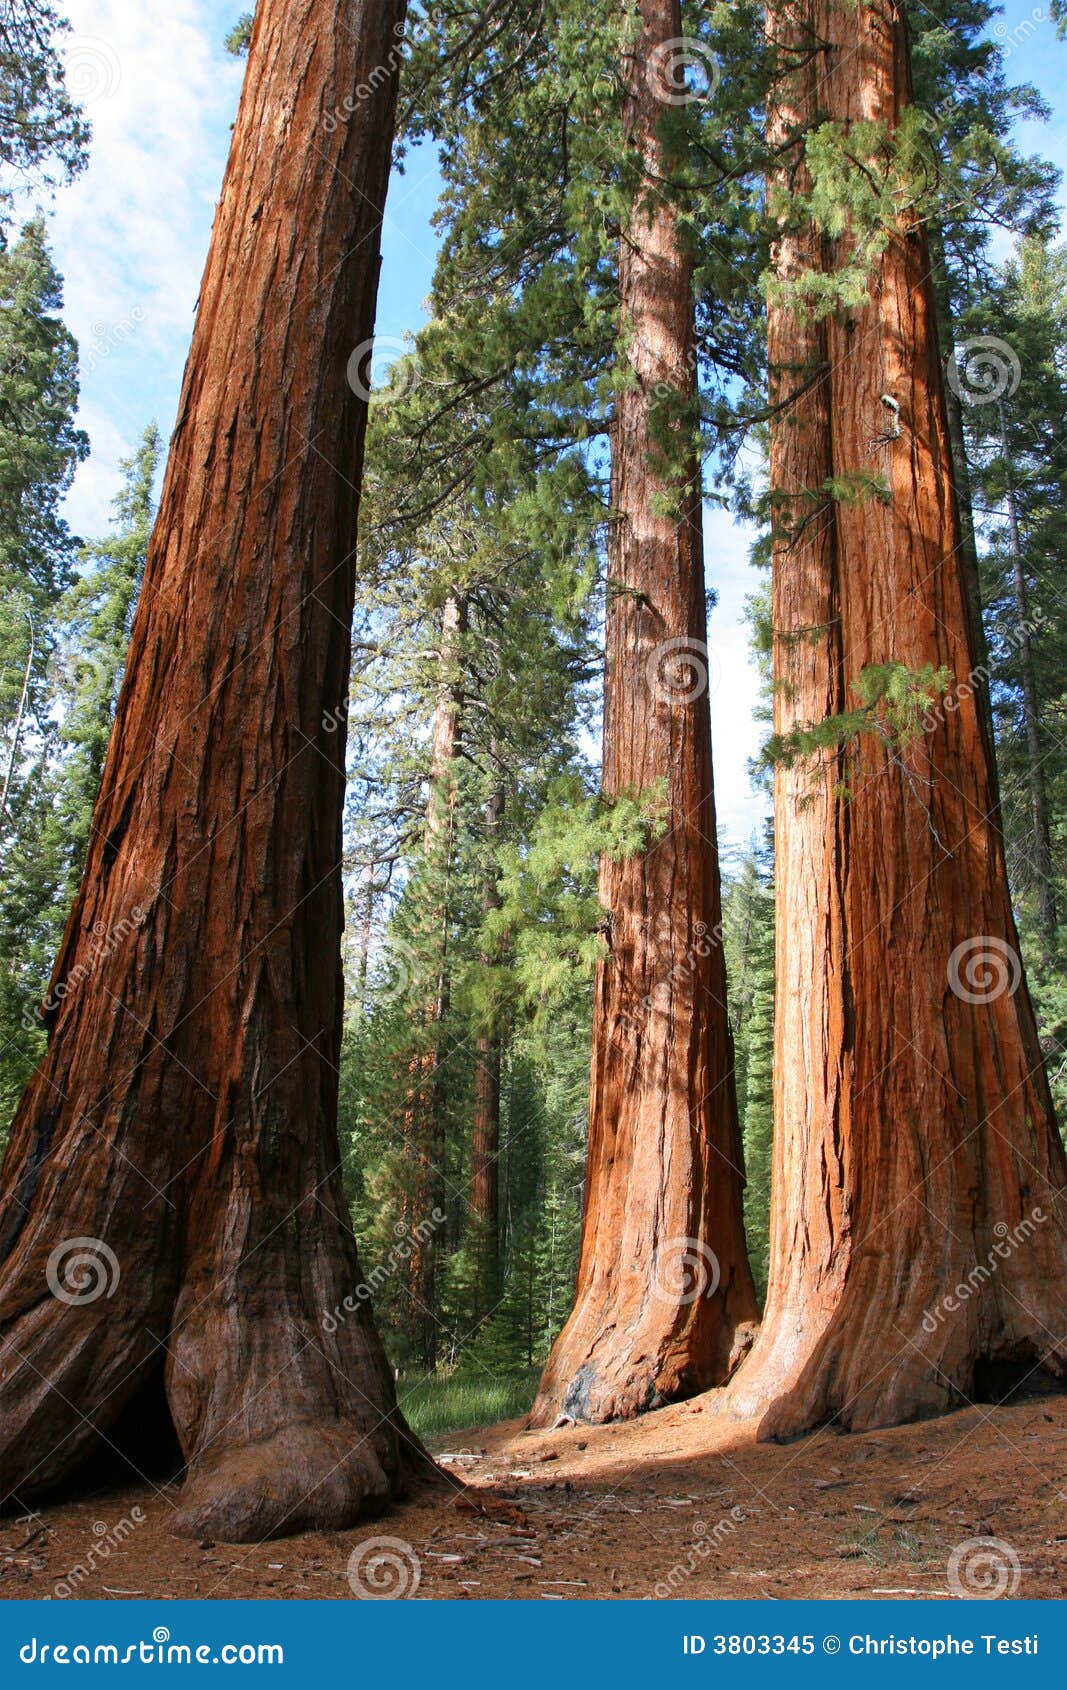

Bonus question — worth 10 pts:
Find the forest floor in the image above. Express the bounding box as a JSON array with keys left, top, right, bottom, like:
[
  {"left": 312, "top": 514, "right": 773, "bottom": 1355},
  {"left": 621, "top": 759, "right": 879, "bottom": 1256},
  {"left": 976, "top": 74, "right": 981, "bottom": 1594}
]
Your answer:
[{"left": 2, "top": 1386, "right": 1065, "bottom": 1601}]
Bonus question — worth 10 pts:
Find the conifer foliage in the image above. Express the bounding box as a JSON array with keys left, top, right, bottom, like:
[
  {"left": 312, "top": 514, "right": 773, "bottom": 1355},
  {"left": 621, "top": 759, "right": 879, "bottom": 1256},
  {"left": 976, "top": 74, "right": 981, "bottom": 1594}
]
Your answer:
[{"left": 1, "top": 0, "right": 1066, "bottom": 1543}]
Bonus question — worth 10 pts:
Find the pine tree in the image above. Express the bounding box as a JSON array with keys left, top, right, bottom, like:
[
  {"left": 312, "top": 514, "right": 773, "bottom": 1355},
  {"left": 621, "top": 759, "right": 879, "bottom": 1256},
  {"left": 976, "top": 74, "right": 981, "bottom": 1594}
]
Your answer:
[
  {"left": 964, "top": 239, "right": 1067, "bottom": 952},
  {"left": 0, "top": 217, "right": 85, "bottom": 1122},
  {"left": 0, "top": 0, "right": 89, "bottom": 224},
  {"left": 724, "top": 845, "right": 775, "bottom": 1304},
  {"left": 56, "top": 424, "right": 160, "bottom": 891}
]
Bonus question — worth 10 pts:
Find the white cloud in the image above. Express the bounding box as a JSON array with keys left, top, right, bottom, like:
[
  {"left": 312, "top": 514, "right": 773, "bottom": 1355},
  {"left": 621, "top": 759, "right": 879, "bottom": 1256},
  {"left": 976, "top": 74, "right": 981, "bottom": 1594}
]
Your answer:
[
  {"left": 36, "top": 0, "right": 244, "bottom": 522},
  {"left": 63, "top": 401, "right": 130, "bottom": 537},
  {"left": 56, "top": 0, "right": 242, "bottom": 335}
]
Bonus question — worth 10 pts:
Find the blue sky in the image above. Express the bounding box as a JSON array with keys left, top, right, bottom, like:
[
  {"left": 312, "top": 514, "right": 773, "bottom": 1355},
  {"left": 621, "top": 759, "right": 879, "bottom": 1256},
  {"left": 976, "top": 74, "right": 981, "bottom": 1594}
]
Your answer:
[{"left": 40, "top": 0, "right": 1067, "bottom": 850}]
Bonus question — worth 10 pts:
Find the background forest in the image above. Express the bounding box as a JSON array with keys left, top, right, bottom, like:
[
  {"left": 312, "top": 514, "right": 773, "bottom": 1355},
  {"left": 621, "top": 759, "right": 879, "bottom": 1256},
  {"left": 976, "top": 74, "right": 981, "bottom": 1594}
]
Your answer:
[{"left": 1, "top": 0, "right": 1066, "bottom": 1441}]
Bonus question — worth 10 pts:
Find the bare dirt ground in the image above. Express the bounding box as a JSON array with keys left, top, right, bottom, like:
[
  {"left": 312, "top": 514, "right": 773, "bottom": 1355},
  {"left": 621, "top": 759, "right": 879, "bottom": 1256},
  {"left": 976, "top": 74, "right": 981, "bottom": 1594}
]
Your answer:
[{"left": 2, "top": 1389, "right": 1065, "bottom": 1601}]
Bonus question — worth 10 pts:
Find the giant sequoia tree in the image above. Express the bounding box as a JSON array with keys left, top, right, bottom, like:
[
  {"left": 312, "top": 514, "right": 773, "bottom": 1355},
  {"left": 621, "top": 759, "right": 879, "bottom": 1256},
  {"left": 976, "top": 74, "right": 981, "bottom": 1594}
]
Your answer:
[
  {"left": 0, "top": 0, "right": 429, "bottom": 1540},
  {"left": 729, "top": 0, "right": 1067, "bottom": 1438},
  {"left": 531, "top": 0, "right": 758, "bottom": 1427}
]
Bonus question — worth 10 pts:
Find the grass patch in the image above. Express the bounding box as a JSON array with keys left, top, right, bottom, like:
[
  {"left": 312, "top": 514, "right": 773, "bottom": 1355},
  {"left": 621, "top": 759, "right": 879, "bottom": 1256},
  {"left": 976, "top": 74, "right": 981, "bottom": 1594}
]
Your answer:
[{"left": 399, "top": 1366, "right": 542, "bottom": 1442}]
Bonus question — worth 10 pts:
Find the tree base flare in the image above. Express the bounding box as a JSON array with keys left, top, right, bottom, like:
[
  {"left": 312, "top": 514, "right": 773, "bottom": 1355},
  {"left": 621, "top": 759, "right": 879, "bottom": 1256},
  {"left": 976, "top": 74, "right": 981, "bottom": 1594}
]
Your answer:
[
  {"left": 719, "top": 1264, "right": 1067, "bottom": 1446},
  {"left": 169, "top": 1424, "right": 395, "bottom": 1543},
  {"left": 529, "top": 1314, "right": 758, "bottom": 1428}
]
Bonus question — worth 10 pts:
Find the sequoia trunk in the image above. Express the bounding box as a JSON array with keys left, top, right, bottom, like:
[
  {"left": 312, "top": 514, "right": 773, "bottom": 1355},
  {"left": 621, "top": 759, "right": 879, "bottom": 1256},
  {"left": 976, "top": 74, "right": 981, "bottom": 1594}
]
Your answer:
[
  {"left": 730, "top": 0, "right": 1067, "bottom": 1438},
  {"left": 407, "top": 592, "right": 466, "bottom": 1369},
  {"left": 0, "top": 0, "right": 430, "bottom": 1540},
  {"left": 469, "top": 775, "right": 505, "bottom": 1321},
  {"left": 530, "top": 0, "right": 758, "bottom": 1426}
]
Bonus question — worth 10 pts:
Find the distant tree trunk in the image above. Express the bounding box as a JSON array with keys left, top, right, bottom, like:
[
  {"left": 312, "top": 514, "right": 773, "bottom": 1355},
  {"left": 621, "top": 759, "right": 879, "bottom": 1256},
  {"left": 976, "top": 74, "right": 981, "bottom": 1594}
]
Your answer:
[
  {"left": 730, "top": 0, "right": 1067, "bottom": 1438},
  {"left": 469, "top": 770, "right": 504, "bottom": 1320},
  {"left": 530, "top": 0, "right": 758, "bottom": 1427},
  {"left": 354, "top": 869, "right": 377, "bottom": 1015},
  {"left": 998, "top": 399, "right": 1057, "bottom": 944},
  {"left": 407, "top": 591, "right": 466, "bottom": 1370},
  {"left": 0, "top": 0, "right": 431, "bottom": 1541},
  {"left": 928, "top": 222, "right": 996, "bottom": 756}
]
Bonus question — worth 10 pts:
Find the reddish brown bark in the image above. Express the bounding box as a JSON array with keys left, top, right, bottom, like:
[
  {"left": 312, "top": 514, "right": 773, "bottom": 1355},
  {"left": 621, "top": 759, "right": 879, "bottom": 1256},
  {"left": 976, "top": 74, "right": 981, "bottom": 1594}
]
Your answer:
[
  {"left": 729, "top": 0, "right": 1067, "bottom": 1438},
  {"left": 469, "top": 774, "right": 505, "bottom": 1319},
  {"left": 530, "top": 0, "right": 758, "bottom": 1427},
  {"left": 406, "top": 592, "right": 466, "bottom": 1368},
  {"left": 0, "top": 0, "right": 431, "bottom": 1540}
]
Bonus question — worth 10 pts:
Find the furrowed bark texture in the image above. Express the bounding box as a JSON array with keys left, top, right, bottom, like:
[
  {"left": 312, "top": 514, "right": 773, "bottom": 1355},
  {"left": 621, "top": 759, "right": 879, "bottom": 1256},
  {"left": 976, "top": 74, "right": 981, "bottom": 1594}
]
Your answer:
[
  {"left": 530, "top": 0, "right": 758, "bottom": 1428},
  {"left": 405, "top": 592, "right": 466, "bottom": 1370},
  {"left": 0, "top": 0, "right": 428, "bottom": 1540},
  {"left": 469, "top": 775, "right": 505, "bottom": 1321},
  {"left": 730, "top": 0, "right": 1067, "bottom": 1439}
]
